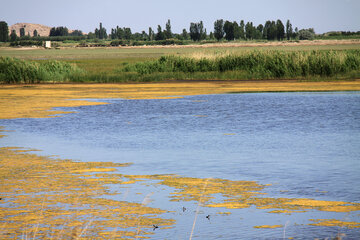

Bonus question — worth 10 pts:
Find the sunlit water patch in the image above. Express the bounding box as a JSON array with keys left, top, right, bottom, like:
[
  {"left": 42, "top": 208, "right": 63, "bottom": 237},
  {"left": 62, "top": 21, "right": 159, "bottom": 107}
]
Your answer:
[{"left": 1, "top": 92, "right": 360, "bottom": 239}]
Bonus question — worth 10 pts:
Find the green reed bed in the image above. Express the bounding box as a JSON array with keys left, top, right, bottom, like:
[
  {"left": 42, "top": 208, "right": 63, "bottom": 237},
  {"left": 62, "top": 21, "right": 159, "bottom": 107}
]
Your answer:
[
  {"left": 1, "top": 50, "right": 360, "bottom": 83},
  {"left": 122, "top": 50, "right": 360, "bottom": 80},
  {"left": 0, "top": 56, "right": 84, "bottom": 83}
]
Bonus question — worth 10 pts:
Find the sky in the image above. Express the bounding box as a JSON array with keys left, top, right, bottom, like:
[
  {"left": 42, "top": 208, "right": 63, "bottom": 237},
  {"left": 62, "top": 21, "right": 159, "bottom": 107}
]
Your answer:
[{"left": 1, "top": 0, "right": 359, "bottom": 34}]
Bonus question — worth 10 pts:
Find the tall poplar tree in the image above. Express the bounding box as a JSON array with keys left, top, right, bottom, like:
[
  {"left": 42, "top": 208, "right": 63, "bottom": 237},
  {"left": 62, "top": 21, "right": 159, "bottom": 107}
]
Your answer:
[
  {"left": 10, "top": 30, "right": 17, "bottom": 41},
  {"left": 0, "top": 21, "right": 9, "bottom": 42},
  {"left": 20, "top": 27, "right": 25, "bottom": 37},
  {"left": 286, "top": 20, "right": 293, "bottom": 40},
  {"left": 224, "top": 21, "right": 234, "bottom": 40},
  {"left": 214, "top": 19, "right": 224, "bottom": 41},
  {"left": 276, "top": 19, "right": 285, "bottom": 40},
  {"left": 165, "top": 19, "right": 172, "bottom": 39},
  {"left": 239, "top": 20, "right": 245, "bottom": 39}
]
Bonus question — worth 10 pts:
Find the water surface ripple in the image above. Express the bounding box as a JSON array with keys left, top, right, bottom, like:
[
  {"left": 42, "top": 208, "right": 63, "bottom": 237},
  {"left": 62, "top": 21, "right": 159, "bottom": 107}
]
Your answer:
[{"left": 1, "top": 92, "right": 360, "bottom": 239}]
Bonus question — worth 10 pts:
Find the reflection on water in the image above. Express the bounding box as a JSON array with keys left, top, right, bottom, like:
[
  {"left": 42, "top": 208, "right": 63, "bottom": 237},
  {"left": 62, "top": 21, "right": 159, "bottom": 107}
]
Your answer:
[{"left": 1, "top": 92, "right": 360, "bottom": 239}]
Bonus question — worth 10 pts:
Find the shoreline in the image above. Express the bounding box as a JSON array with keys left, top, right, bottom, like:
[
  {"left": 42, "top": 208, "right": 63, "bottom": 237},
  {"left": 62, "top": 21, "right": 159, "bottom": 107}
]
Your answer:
[{"left": 1, "top": 80, "right": 360, "bottom": 119}]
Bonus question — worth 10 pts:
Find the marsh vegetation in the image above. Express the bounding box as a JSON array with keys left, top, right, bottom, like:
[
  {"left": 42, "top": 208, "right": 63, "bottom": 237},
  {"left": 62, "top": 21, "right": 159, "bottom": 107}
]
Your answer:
[
  {"left": 1, "top": 46, "right": 360, "bottom": 83},
  {"left": 0, "top": 57, "right": 83, "bottom": 83}
]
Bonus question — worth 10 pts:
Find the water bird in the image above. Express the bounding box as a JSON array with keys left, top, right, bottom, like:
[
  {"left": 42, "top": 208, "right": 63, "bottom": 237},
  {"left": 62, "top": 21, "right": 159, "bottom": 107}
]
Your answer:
[
  {"left": 206, "top": 215, "right": 210, "bottom": 220},
  {"left": 153, "top": 225, "right": 159, "bottom": 231},
  {"left": 182, "top": 206, "right": 186, "bottom": 212}
]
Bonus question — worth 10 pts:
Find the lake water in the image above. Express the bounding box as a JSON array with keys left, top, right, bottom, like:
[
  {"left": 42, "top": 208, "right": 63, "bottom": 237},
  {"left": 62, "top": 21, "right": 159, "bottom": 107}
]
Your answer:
[{"left": 1, "top": 92, "right": 360, "bottom": 239}]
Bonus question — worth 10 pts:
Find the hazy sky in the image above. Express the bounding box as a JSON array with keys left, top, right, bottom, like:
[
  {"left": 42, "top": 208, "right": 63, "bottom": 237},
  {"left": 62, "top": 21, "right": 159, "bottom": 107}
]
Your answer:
[{"left": 1, "top": 0, "right": 359, "bottom": 34}]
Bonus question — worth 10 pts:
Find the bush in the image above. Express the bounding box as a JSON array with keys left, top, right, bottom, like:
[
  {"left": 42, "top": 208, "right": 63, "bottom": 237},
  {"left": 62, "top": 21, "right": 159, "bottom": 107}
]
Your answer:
[
  {"left": 9, "top": 40, "right": 43, "bottom": 47},
  {"left": 298, "top": 29, "right": 315, "bottom": 40}
]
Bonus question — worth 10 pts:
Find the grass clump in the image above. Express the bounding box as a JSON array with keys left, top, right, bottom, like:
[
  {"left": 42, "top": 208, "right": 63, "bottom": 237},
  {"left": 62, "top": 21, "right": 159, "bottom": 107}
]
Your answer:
[
  {"left": 0, "top": 56, "right": 84, "bottom": 83},
  {"left": 122, "top": 50, "right": 360, "bottom": 80}
]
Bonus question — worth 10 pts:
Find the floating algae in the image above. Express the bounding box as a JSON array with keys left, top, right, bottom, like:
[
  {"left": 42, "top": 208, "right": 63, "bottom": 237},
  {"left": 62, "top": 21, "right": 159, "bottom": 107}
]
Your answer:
[
  {"left": 0, "top": 147, "right": 175, "bottom": 239},
  {"left": 309, "top": 219, "right": 360, "bottom": 229},
  {"left": 1, "top": 140, "right": 360, "bottom": 238},
  {"left": 2, "top": 82, "right": 360, "bottom": 119},
  {"left": 253, "top": 225, "right": 283, "bottom": 229},
  {"left": 1, "top": 84, "right": 360, "bottom": 238}
]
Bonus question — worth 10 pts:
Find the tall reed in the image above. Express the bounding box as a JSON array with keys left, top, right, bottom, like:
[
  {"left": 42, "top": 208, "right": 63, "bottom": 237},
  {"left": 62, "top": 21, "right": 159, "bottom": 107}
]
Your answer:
[
  {"left": 0, "top": 57, "right": 84, "bottom": 84},
  {"left": 122, "top": 50, "right": 360, "bottom": 79}
]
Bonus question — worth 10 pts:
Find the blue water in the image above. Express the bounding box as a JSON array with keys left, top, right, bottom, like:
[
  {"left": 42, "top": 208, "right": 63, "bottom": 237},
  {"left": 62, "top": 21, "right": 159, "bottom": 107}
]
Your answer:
[{"left": 1, "top": 92, "right": 360, "bottom": 239}]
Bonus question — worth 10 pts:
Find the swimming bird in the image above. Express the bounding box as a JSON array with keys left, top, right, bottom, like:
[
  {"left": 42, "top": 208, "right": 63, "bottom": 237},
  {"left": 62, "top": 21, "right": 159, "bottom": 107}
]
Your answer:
[
  {"left": 182, "top": 206, "right": 186, "bottom": 212},
  {"left": 206, "top": 215, "right": 210, "bottom": 220}
]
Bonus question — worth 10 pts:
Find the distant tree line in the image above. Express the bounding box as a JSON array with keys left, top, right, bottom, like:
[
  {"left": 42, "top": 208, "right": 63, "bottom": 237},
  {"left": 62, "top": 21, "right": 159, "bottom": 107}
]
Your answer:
[
  {"left": 100, "top": 19, "right": 307, "bottom": 42},
  {"left": 213, "top": 19, "right": 300, "bottom": 41},
  {"left": 3, "top": 19, "right": 360, "bottom": 44},
  {"left": 108, "top": 20, "right": 191, "bottom": 41}
]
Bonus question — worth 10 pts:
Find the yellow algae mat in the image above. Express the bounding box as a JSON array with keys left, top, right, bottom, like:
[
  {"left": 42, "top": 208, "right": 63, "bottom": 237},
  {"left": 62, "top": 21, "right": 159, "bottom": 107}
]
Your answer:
[
  {"left": 1, "top": 81, "right": 360, "bottom": 119},
  {"left": 1, "top": 81, "right": 360, "bottom": 238}
]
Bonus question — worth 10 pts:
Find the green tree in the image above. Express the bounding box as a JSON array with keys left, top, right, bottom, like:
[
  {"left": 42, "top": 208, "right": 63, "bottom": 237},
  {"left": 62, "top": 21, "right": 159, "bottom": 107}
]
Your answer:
[
  {"left": 99, "top": 23, "right": 103, "bottom": 39},
  {"left": 294, "top": 27, "right": 299, "bottom": 39},
  {"left": 141, "top": 31, "right": 148, "bottom": 41},
  {"left": 20, "top": 27, "right": 25, "bottom": 37},
  {"left": 123, "top": 28, "right": 132, "bottom": 40},
  {"left": 276, "top": 19, "right": 285, "bottom": 40},
  {"left": 189, "top": 22, "right": 204, "bottom": 41},
  {"left": 0, "top": 21, "right": 9, "bottom": 42},
  {"left": 33, "top": 29, "right": 38, "bottom": 37},
  {"left": 298, "top": 28, "right": 315, "bottom": 40},
  {"left": 213, "top": 19, "right": 224, "bottom": 41},
  {"left": 10, "top": 30, "right": 17, "bottom": 41},
  {"left": 99, "top": 23, "right": 107, "bottom": 39},
  {"left": 286, "top": 20, "right": 293, "bottom": 40},
  {"left": 70, "top": 30, "right": 83, "bottom": 36},
  {"left": 257, "top": 24, "right": 263, "bottom": 36},
  {"left": 202, "top": 27, "right": 207, "bottom": 40},
  {"left": 199, "top": 21, "right": 206, "bottom": 40},
  {"left": 50, "top": 26, "right": 69, "bottom": 36},
  {"left": 148, "top": 27, "right": 154, "bottom": 41},
  {"left": 116, "top": 27, "right": 124, "bottom": 39},
  {"left": 110, "top": 28, "right": 116, "bottom": 39},
  {"left": 155, "top": 25, "right": 165, "bottom": 40},
  {"left": 87, "top": 32, "right": 95, "bottom": 39},
  {"left": 224, "top": 21, "right": 234, "bottom": 41},
  {"left": 165, "top": 19, "right": 172, "bottom": 39},
  {"left": 245, "top": 22, "right": 254, "bottom": 40},
  {"left": 182, "top": 28, "right": 189, "bottom": 40},
  {"left": 263, "top": 20, "right": 277, "bottom": 40},
  {"left": 209, "top": 31, "right": 214, "bottom": 40},
  {"left": 239, "top": 20, "right": 245, "bottom": 39},
  {"left": 233, "top": 22, "right": 240, "bottom": 40}
]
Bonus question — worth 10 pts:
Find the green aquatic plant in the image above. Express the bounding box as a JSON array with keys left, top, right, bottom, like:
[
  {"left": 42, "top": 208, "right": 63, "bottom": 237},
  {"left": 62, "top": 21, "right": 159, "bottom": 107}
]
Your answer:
[
  {"left": 122, "top": 50, "right": 360, "bottom": 79},
  {"left": 0, "top": 57, "right": 84, "bottom": 83}
]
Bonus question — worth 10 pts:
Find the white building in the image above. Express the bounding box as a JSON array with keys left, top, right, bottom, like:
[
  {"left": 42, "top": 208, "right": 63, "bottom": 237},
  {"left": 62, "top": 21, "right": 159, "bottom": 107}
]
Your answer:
[{"left": 45, "top": 41, "right": 51, "bottom": 48}]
